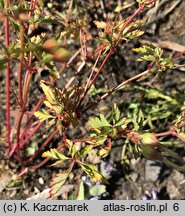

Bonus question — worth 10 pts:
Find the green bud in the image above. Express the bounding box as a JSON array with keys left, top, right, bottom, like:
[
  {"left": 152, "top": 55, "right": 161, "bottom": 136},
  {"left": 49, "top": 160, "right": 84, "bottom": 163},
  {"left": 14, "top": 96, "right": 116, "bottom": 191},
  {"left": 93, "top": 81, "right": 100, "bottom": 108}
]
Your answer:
[
  {"left": 178, "top": 132, "right": 185, "bottom": 139},
  {"left": 142, "top": 145, "right": 163, "bottom": 161},
  {"left": 141, "top": 133, "right": 158, "bottom": 145}
]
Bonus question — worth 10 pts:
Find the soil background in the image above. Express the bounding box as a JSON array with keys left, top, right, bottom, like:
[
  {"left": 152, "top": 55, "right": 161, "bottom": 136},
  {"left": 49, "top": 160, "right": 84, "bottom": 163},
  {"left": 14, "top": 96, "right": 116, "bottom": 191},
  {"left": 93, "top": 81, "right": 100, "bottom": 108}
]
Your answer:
[{"left": 0, "top": 0, "right": 185, "bottom": 200}]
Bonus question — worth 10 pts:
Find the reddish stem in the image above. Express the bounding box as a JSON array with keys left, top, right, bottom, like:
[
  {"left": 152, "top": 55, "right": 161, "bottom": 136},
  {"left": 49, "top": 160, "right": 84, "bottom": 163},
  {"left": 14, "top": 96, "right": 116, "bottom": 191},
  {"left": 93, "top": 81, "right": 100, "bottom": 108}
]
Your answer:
[
  {"left": 5, "top": 0, "right": 11, "bottom": 153},
  {"left": 79, "top": 6, "right": 143, "bottom": 109},
  {"left": 87, "top": 43, "right": 106, "bottom": 60},
  {"left": 81, "top": 67, "right": 152, "bottom": 114},
  {"left": 30, "top": 134, "right": 65, "bottom": 171},
  {"left": 172, "top": 49, "right": 185, "bottom": 60},
  {"left": 18, "top": 24, "right": 24, "bottom": 106},
  {"left": 9, "top": 121, "right": 43, "bottom": 157},
  {"left": 155, "top": 130, "right": 185, "bottom": 142},
  {"left": 19, "top": 96, "right": 44, "bottom": 142},
  {"left": 29, "top": 158, "right": 50, "bottom": 171},
  {"left": 25, "top": 129, "right": 58, "bottom": 164},
  {"left": 10, "top": 0, "right": 39, "bottom": 160},
  {"left": 71, "top": 137, "right": 93, "bottom": 143},
  {"left": 155, "top": 131, "right": 172, "bottom": 137},
  {"left": 77, "top": 47, "right": 103, "bottom": 110},
  {"left": 116, "top": 6, "right": 143, "bottom": 43},
  {"left": 15, "top": 111, "right": 24, "bottom": 167}
]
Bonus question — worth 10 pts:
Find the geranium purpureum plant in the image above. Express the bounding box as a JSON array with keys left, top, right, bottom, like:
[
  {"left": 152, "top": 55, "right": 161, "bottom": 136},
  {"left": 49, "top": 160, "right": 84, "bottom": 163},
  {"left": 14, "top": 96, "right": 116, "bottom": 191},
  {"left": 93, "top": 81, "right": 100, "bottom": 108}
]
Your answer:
[{"left": 1, "top": 0, "right": 185, "bottom": 197}]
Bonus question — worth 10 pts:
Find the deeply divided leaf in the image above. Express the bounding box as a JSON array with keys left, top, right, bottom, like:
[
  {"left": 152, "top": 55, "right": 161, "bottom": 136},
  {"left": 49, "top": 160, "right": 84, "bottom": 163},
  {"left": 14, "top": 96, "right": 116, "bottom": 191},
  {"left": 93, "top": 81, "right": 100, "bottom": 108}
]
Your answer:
[
  {"left": 49, "top": 168, "right": 71, "bottom": 197},
  {"left": 78, "top": 161, "right": 108, "bottom": 184}
]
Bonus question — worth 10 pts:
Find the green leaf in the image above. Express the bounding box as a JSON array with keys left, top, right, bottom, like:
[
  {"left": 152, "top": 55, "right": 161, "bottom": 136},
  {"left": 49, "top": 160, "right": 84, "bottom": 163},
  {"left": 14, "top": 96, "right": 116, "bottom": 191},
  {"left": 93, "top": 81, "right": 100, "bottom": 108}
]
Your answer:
[
  {"left": 113, "top": 103, "right": 120, "bottom": 122},
  {"left": 159, "top": 144, "right": 184, "bottom": 164},
  {"left": 89, "top": 184, "right": 106, "bottom": 197},
  {"left": 133, "top": 44, "right": 174, "bottom": 72},
  {"left": 27, "top": 142, "right": 38, "bottom": 156},
  {"left": 111, "top": 128, "right": 117, "bottom": 138},
  {"left": 98, "top": 147, "right": 110, "bottom": 158},
  {"left": 48, "top": 118, "right": 55, "bottom": 126},
  {"left": 160, "top": 57, "right": 174, "bottom": 69},
  {"left": 88, "top": 114, "right": 110, "bottom": 129},
  {"left": 50, "top": 160, "right": 68, "bottom": 167},
  {"left": 178, "top": 132, "right": 185, "bottom": 140},
  {"left": 40, "top": 18, "right": 59, "bottom": 25},
  {"left": 163, "top": 159, "right": 185, "bottom": 173},
  {"left": 40, "top": 80, "right": 57, "bottom": 104},
  {"left": 132, "top": 46, "right": 148, "bottom": 53},
  {"left": 56, "top": 119, "right": 63, "bottom": 134},
  {"left": 76, "top": 145, "right": 94, "bottom": 159},
  {"left": 9, "top": 17, "right": 20, "bottom": 31},
  {"left": 78, "top": 161, "right": 108, "bottom": 184},
  {"left": 0, "top": 54, "right": 8, "bottom": 67},
  {"left": 124, "top": 29, "right": 144, "bottom": 40},
  {"left": 47, "top": 64, "right": 60, "bottom": 79},
  {"left": 49, "top": 168, "right": 71, "bottom": 197},
  {"left": 0, "top": 0, "right": 5, "bottom": 9},
  {"left": 87, "top": 137, "right": 106, "bottom": 146},
  {"left": 44, "top": 101, "right": 53, "bottom": 109},
  {"left": 139, "top": 54, "right": 156, "bottom": 61},
  {"left": 138, "top": 109, "right": 144, "bottom": 124},
  {"left": 66, "top": 139, "right": 73, "bottom": 150},
  {"left": 115, "top": 117, "right": 130, "bottom": 127},
  {"left": 52, "top": 105, "right": 63, "bottom": 114},
  {"left": 34, "top": 109, "right": 53, "bottom": 121},
  {"left": 66, "top": 139, "right": 76, "bottom": 157},
  {"left": 76, "top": 181, "right": 85, "bottom": 200},
  {"left": 42, "top": 148, "right": 69, "bottom": 161}
]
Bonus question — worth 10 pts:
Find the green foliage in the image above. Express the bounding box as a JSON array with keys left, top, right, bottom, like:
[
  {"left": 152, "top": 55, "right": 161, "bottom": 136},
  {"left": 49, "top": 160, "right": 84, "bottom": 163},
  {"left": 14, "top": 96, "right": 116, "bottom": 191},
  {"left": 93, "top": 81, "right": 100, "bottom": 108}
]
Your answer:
[
  {"left": 76, "top": 179, "right": 106, "bottom": 200},
  {"left": 27, "top": 142, "right": 38, "bottom": 157},
  {"left": 88, "top": 104, "right": 129, "bottom": 138},
  {"left": 89, "top": 184, "right": 106, "bottom": 197},
  {"left": 49, "top": 168, "right": 71, "bottom": 197},
  {"left": 34, "top": 109, "right": 53, "bottom": 122},
  {"left": 42, "top": 148, "right": 69, "bottom": 161},
  {"left": 133, "top": 44, "right": 174, "bottom": 79},
  {"left": 96, "top": 19, "right": 145, "bottom": 54},
  {"left": 78, "top": 162, "right": 108, "bottom": 184},
  {"left": 34, "top": 81, "right": 83, "bottom": 132},
  {"left": 76, "top": 181, "right": 85, "bottom": 200},
  {"left": 42, "top": 138, "right": 108, "bottom": 196},
  {"left": 0, "top": 0, "right": 5, "bottom": 9},
  {"left": 88, "top": 114, "right": 110, "bottom": 129}
]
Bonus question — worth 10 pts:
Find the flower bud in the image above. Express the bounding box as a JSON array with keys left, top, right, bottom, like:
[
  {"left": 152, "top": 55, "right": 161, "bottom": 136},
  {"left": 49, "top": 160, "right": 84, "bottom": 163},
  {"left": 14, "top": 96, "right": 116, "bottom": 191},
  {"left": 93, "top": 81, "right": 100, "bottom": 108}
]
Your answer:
[
  {"left": 141, "top": 133, "right": 158, "bottom": 145},
  {"left": 178, "top": 132, "right": 185, "bottom": 139},
  {"left": 42, "top": 38, "right": 58, "bottom": 53},
  {"left": 18, "top": 12, "right": 30, "bottom": 21},
  {"left": 142, "top": 145, "right": 163, "bottom": 161},
  {"left": 53, "top": 48, "right": 71, "bottom": 62}
]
